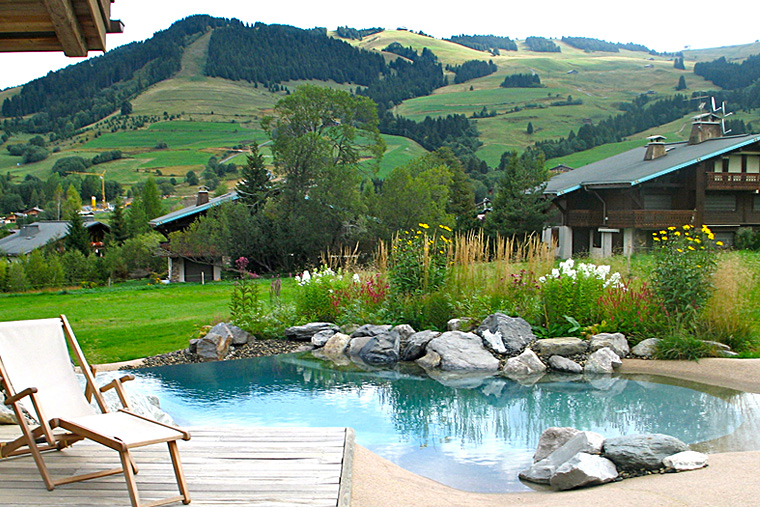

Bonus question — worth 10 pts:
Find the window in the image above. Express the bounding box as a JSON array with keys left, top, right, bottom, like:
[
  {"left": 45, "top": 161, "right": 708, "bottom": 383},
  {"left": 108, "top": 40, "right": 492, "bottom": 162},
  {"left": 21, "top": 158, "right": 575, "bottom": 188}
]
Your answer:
[
  {"left": 754, "top": 194, "right": 760, "bottom": 211},
  {"left": 705, "top": 194, "right": 736, "bottom": 212}
]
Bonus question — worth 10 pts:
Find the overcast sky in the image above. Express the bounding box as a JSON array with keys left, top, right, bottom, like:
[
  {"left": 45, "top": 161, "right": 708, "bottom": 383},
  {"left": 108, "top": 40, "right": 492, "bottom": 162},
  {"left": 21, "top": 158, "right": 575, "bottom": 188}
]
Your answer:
[{"left": 2, "top": 0, "right": 759, "bottom": 90}]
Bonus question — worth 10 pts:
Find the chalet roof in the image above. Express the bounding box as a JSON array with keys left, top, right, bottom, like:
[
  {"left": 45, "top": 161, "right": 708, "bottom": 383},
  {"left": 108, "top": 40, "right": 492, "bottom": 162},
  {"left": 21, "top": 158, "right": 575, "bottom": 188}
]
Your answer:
[
  {"left": 0, "top": 220, "right": 108, "bottom": 256},
  {"left": 544, "top": 134, "right": 760, "bottom": 197},
  {"left": 149, "top": 192, "right": 239, "bottom": 232},
  {"left": 0, "top": 0, "right": 123, "bottom": 56}
]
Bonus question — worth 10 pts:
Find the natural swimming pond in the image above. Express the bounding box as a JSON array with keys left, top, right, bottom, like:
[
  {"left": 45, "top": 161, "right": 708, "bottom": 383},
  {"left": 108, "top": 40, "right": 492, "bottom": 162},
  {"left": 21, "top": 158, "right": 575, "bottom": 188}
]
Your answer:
[{"left": 127, "top": 353, "right": 760, "bottom": 493}]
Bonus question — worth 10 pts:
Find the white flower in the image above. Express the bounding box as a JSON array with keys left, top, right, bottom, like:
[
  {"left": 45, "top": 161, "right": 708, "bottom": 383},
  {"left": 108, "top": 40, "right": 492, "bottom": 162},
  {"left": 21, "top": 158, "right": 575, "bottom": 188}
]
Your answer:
[{"left": 353, "top": 273, "right": 361, "bottom": 284}]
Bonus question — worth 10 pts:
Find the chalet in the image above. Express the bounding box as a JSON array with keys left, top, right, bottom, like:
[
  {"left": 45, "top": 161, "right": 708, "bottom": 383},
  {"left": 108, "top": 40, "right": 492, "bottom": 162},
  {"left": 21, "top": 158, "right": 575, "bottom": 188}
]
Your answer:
[
  {"left": 0, "top": 220, "right": 110, "bottom": 256},
  {"left": 543, "top": 116, "right": 760, "bottom": 258},
  {"left": 149, "top": 188, "right": 239, "bottom": 283}
]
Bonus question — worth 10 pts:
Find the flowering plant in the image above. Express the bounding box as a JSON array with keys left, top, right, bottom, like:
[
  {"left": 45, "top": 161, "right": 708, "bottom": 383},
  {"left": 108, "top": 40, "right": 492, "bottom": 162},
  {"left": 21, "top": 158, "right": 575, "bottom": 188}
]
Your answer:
[
  {"left": 388, "top": 223, "right": 452, "bottom": 295},
  {"left": 538, "top": 258, "right": 624, "bottom": 329},
  {"left": 293, "top": 266, "right": 352, "bottom": 322},
  {"left": 651, "top": 224, "right": 720, "bottom": 318}
]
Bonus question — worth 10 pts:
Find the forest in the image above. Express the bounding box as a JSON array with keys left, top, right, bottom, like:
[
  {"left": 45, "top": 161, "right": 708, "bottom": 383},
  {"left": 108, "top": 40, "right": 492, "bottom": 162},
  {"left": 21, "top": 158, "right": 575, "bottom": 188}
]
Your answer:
[
  {"left": 447, "top": 35, "right": 518, "bottom": 52},
  {"left": 524, "top": 37, "right": 561, "bottom": 53},
  {"left": 447, "top": 60, "right": 498, "bottom": 84},
  {"left": 694, "top": 54, "right": 760, "bottom": 90}
]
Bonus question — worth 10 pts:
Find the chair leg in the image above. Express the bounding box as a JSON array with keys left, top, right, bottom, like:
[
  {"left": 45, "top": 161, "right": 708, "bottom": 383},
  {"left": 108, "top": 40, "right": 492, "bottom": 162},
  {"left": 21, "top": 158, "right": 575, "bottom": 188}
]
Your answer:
[
  {"left": 168, "top": 441, "right": 191, "bottom": 505},
  {"left": 119, "top": 450, "right": 141, "bottom": 507}
]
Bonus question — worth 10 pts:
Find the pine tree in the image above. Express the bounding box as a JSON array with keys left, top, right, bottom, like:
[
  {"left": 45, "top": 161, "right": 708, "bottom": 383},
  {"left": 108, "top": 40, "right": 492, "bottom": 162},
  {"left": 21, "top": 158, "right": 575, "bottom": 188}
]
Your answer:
[
  {"left": 236, "top": 143, "right": 275, "bottom": 211},
  {"left": 109, "top": 196, "right": 129, "bottom": 244},
  {"left": 676, "top": 75, "right": 687, "bottom": 90},
  {"left": 141, "top": 177, "right": 163, "bottom": 220},
  {"left": 65, "top": 212, "right": 91, "bottom": 256},
  {"left": 527, "top": 121, "right": 534, "bottom": 134}
]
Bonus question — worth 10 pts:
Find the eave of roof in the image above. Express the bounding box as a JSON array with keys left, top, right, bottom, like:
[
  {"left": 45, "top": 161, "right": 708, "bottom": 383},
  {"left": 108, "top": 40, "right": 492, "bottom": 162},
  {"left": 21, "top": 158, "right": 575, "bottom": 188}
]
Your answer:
[{"left": 149, "top": 192, "right": 239, "bottom": 228}]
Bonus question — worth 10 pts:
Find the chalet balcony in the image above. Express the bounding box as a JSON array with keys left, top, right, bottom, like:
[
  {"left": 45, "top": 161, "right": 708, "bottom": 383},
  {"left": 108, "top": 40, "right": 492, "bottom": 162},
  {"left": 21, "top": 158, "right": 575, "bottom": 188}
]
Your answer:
[
  {"left": 705, "top": 172, "right": 760, "bottom": 191},
  {"left": 566, "top": 209, "right": 696, "bottom": 229}
]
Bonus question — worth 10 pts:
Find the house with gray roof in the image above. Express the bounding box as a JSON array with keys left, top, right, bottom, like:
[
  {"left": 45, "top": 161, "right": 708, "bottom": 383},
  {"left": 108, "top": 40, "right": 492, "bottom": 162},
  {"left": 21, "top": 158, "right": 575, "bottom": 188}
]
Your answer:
[
  {"left": 0, "top": 220, "right": 110, "bottom": 256},
  {"left": 543, "top": 117, "right": 760, "bottom": 258},
  {"left": 149, "top": 188, "right": 239, "bottom": 282}
]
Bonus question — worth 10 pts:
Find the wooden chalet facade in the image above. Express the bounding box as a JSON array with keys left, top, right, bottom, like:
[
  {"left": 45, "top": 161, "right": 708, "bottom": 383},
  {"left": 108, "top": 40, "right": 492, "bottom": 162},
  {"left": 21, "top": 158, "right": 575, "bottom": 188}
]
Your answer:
[{"left": 544, "top": 118, "right": 760, "bottom": 258}]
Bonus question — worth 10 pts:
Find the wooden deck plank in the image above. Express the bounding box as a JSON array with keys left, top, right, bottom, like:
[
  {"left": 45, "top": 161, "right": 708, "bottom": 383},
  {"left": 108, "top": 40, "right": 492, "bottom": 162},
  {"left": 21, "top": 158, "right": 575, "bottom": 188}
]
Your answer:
[{"left": 0, "top": 425, "right": 352, "bottom": 507}]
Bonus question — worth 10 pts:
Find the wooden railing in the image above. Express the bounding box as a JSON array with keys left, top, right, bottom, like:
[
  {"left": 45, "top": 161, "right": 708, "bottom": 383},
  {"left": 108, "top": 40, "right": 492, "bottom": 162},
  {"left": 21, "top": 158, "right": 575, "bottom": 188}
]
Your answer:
[
  {"left": 566, "top": 209, "right": 696, "bottom": 229},
  {"left": 706, "top": 172, "right": 760, "bottom": 190}
]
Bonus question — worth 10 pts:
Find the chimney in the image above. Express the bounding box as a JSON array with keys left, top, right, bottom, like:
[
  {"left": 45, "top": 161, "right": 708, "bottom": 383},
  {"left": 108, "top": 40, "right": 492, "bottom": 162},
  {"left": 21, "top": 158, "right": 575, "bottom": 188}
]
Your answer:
[
  {"left": 196, "top": 186, "right": 209, "bottom": 206},
  {"left": 644, "top": 135, "right": 667, "bottom": 161},
  {"left": 688, "top": 113, "right": 723, "bottom": 145}
]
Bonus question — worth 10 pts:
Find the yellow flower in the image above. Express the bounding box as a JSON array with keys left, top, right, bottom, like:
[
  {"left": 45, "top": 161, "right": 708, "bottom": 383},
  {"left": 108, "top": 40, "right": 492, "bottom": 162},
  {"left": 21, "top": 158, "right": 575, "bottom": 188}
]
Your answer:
[
  {"left": 653, "top": 237, "right": 661, "bottom": 242},
  {"left": 693, "top": 238, "right": 700, "bottom": 244},
  {"left": 708, "top": 233, "right": 715, "bottom": 240},
  {"left": 716, "top": 241, "right": 724, "bottom": 246},
  {"left": 668, "top": 226, "right": 677, "bottom": 231},
  {"left": 439, "top": 224, "right": 452, "bottom": 232},
  {"left": 688, "top": 246, "right": 695, "bottom": 251},
  {"left": 662, "top": 236, "right": 668, "bottom": 241},
  {"left": 659, "top": 230, "right": 667, "bottom": 235},
  {"left": 683, "top": 225, "right": 691, "bottom": 230},
  {"left": 677, "top": 248, "right": 683, "bottom": 253},
  {"left": 418, "top": 223, "right": 430, "bottom": 229},
  {"left": 674, "top": 231, "right": 681, "bottom": 236}
]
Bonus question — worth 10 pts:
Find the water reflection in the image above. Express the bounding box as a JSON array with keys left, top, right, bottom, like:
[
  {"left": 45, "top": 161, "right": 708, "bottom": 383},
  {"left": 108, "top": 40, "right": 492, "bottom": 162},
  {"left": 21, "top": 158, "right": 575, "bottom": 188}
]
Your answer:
[{"left": 128, "top": 353, "right": 760, "bottom": 493}]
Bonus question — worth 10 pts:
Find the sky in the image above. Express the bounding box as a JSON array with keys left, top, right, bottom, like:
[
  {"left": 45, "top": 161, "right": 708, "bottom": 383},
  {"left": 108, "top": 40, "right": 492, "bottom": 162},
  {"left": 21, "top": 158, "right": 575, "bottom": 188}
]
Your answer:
[{"left": 2, "top": 0, "right": 759, "bottom": 90}]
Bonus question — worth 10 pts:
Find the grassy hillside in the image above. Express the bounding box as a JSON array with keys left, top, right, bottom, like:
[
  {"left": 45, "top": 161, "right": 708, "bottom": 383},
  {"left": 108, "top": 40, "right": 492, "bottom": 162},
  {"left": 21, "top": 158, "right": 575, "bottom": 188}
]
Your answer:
[{"left": 4, "top": 25, "right": 760, "bottom": 192}]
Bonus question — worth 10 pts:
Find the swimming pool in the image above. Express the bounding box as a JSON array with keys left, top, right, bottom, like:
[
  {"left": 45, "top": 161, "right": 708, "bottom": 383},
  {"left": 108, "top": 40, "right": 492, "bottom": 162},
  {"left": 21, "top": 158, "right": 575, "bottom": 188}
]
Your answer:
[{"left": 126, "top": 353, "right": 760, "bottom": 493}]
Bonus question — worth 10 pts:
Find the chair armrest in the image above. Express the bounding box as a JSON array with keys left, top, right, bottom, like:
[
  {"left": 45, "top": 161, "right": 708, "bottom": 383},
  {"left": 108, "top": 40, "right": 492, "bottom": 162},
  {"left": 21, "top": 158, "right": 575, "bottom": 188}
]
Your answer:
[
  {"left": 4, "top": 387, "right": 38, "bottom": 405},
  {"left": 99, "top": 375, "right": 134, "bottom": 410}
]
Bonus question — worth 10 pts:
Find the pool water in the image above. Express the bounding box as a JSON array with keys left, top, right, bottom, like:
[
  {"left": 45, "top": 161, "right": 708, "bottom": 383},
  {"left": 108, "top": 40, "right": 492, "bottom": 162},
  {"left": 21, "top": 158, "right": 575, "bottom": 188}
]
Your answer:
[{"left": 127, "top": 353, "right": 760, "bottom": 493}]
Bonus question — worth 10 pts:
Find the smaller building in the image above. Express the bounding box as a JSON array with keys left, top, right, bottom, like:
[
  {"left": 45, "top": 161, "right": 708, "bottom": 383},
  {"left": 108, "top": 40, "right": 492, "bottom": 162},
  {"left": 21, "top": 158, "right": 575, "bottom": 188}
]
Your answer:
[
  {"left": 149, "top": 188, "right": 239, "bottom": 283},
  {"left": 0, "top": 220, "right": 110, "bottom": 256}
]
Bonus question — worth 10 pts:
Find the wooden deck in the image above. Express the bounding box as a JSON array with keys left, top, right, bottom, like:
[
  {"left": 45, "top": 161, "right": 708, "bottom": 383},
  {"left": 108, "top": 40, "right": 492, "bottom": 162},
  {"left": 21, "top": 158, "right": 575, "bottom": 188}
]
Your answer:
[{"left": 0, "top": 425, "right": 354, "bottom": 507}]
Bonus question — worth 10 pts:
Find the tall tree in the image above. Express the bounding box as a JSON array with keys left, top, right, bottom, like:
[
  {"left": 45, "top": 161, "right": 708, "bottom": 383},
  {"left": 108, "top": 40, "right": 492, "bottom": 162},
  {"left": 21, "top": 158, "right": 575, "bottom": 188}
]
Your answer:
[
  {"left": 109, "top": 196, "right": 129, "bottom": 244},
  {"left": 140, "top": 177, "right": 163, "bottom": 220},
  {"left": 63, "top": 184, "right": 82, "bottom": 219},
  {"left": 485, "top": 151, "right": 549, "bottom": 237},
  {"left": 236, "top": 143, "right": 276, "bottom": 211},
  {"left": 65, "top": 212, "right": 91, "bottom": 256}
]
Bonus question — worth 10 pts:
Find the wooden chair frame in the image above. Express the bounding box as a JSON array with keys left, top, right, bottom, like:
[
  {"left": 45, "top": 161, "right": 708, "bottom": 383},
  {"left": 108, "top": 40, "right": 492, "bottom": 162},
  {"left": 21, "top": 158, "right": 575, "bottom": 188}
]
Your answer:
[{"left": 0, "top": 315, "right": 191, "bottom": 507}]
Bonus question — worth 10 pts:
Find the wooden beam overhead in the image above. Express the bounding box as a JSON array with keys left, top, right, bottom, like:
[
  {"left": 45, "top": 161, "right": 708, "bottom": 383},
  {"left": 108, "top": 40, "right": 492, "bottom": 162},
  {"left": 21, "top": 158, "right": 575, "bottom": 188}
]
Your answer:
[{"left": 41, "top": 0, "right": 87, "bottom": 56}]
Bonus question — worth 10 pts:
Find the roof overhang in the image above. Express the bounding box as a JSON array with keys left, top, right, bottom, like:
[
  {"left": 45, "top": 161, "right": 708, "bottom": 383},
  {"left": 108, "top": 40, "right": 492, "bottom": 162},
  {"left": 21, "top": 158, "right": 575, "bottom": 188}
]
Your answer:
[{"left": 0, "top": 0, "right": 123, "bottom": 56}]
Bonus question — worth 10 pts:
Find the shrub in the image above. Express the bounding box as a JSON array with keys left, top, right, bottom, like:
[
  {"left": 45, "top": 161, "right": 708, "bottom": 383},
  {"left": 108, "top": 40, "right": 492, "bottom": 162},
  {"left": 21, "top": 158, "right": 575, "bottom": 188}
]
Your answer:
[
  {"left": 293, "top": 266, "right": 352, "bottom": 322},
  {"left": 330, "top": 272, "right": 389, "bottom": 325},
  {"left": 655, "top": 323, "right": 714, "bottom": 360},
  {"left": 597, "top": 281, "right": 667, "bottom": 344},
  {"left": 735, "top": 227, "right": 760, "bottom": 251},
  {"left": 651, "top": 225, "right": 720, "bottom": 318}
]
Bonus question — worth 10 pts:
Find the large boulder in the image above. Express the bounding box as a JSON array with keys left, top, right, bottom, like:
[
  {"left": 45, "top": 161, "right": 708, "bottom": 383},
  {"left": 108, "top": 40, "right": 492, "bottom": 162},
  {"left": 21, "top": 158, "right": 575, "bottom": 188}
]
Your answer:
[
  {"left": 447, "top": 318, "right": 475, "bottom": 332},
  {"left": 502, "top": 349, "right": 546, "bottom": 378},
  {"left": 533, "top": 337, "right": 588, "bottom": 357},
  {"left": 583, "top": 347, "right": 622, "bottom": 374},
  {"left": 347, "top": 335, "right": 373, "bottom": 358},
  {"left": 548, "top": 355, "right": 583, "bottom": 374},
  {"left": 520, "top": 431, "right": 605, "bottom": 484},
  {"left": 533, "top": 427, "right": 581, "bottom": 462},
  {"left": 227, "top": 323, "right": 253, "bottom": 346},
  {"left": 400, "top": 330, "right": 440, "bottom": 361},
  {"left": 550, "top": 453, "right": 618, "bottom": 490},
  {"left": 426, "top": 331, "right": 500, "bottom": 371},
  {"left": 603, "top": 433, "right": 689, "bottom": 471},
  {"left": 392, "top": 324, "right": 416, "bottom": 342},
  {"left": 475, "top": 313, "right": 534, "bottom": 355},
  {"left": 196, "top": 331, "right": 231, "bottom": 361},
  {"left": 415, "top": 349, "right": 442, "bottom": 369},
  {"left": 285, "top": 322, "right": 340, "bottom": 341},
  {"left": 322, "top": 332, "right": 352, "bottom": 357},
  {"left": 589, "top": 333, "right": 630, "bottom": 358},
  {"left": 351, "top": 324, "right": 392, "bottom": 338},
  {"left": 358, "top": 330, "right": 401, "bottom": 365},
  {"left": 631, "top": 338, "right": 660, "bottom": 358}
]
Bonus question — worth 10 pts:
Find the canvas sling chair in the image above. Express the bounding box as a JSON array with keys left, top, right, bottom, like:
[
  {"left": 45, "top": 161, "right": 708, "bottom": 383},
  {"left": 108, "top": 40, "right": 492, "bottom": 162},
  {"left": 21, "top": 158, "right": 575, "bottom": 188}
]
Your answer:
[{"left": 0, "top": 315, "right": 191, "bottom": 507}]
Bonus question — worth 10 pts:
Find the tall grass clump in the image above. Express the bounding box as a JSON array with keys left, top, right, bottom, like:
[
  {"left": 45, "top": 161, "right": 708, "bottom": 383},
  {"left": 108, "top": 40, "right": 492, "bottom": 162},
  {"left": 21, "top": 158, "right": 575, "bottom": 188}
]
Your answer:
[{"left": 698, "top": 252, "right": 760, "bottom": 352}]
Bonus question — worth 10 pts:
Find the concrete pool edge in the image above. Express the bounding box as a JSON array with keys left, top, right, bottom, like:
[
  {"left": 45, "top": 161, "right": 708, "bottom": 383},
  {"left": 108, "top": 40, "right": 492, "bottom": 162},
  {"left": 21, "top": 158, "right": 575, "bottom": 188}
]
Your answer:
[{"left": 350, "top": 358, "right": 760, "bottom": 507}]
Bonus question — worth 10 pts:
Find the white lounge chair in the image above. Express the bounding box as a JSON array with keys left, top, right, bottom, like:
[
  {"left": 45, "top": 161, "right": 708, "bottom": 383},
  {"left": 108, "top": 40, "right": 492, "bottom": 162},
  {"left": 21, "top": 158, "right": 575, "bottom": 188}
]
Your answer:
[{"left": 0, "top": 315, "right": 191, "bottom": 507}]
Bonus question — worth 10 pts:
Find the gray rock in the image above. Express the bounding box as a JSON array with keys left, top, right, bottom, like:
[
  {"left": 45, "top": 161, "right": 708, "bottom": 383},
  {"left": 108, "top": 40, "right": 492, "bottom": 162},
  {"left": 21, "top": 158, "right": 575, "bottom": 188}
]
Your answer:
[
  {"left": 208, "top": 322, "right": 233, "bottom": 340},
  {"left": 447, "top": 318, "right": 475, "bottom": 332},
  {"left": 196, "top": 331, "right": 231, "bottom": 361},
  {"left": 359, "top": 330, "right": 401, "bottom": 365},
  {"left": 400, "top": 330, "right": 440, "bottom": 361},
  {"left": 188, "top": 338, "right": 200, "bottom": 354},
  {"left": 227, "top": 324, "right": 253, "bottom": 345},
  {"left": 285, "top": 322, "right": 340, "bottom": 341},
  {"left": 533, "top": 337, "right": 588, "bottom": 357},
  {"left": 662, "top": 451, "right": 708, "bottom": 471},
  {"left": 548, "top": 355, "right": 583, "bottom": 374},
  {"left": 533, "top": 427, "right": 581, "bottom": 462},
  {"left": 427, "top": 331, "right": 500, "bottom": 371},
  {"left": 415, "top": 349, "right": 442, "bottom": 369},
  {"left": 311, "top": 329, "right": 337, "bottom": 347},
  {"left": 603, "top": 433, "right": 689, "bottom": 471},
  {"left": 631, "top": 338, "right": 660, "bottom": 358},
  {"left": 392, "top": 324, "right": 416, "bottom": 343},
  {"left": 481, "top": 328, "right": 507, "bottom": 354},
  {"left": 502, "top": 349, "right": 546, "bottom": 378},
  {"left": 347, "top": 335, "right": 373, "bottom": 357},
  {"left": 475, "top": 313, "right": 534, "bottom": 355},
  {"left": 584, "top": 347, "right": 621, "bottom": 374},
  {"left": 589, "top": 332, "right": 630, "bottom": 358},
  {"left": 351, "top": 324, "right": 392, "bottom": 338},
  {"left": 322, "top": 332, "right": 352, "bottom": 357},
  {"left": 520, "top": 431, "right": 605, "bottom": 484},
  {"left": 550, "top": 453, "right": 618, "bottom": 490}
]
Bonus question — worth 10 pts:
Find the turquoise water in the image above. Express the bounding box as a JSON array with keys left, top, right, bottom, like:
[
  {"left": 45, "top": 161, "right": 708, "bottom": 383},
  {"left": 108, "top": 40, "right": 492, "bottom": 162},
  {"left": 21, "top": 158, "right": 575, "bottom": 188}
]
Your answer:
[{"left": 128, "top": 353, "right": 758, "bottom": 493}]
